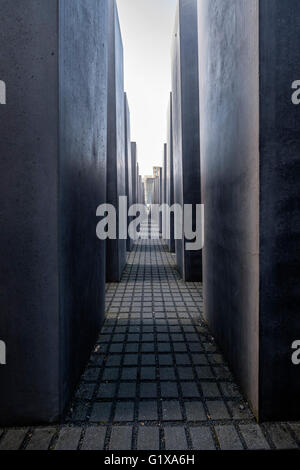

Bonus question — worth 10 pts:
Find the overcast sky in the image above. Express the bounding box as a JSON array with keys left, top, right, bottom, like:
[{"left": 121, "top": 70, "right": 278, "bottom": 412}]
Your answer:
[{"left": 116, "top": 0, "right": 177, "bottom": 176}]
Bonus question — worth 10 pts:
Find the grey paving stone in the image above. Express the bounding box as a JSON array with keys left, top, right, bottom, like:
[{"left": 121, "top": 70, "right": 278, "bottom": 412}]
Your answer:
[
  {"left": 201, "top": 382, "right": 221, "bottom": 398},
  {"left": 0, "top": 429, "right": 27, "bottom": 450},
  {"left": 158, "top": 343, "right": 171, "bottom": 352},
  {"left": 185, "top": 402, "right": 206, "bottom": 421},
  {"left": 121, "top": 367, "right": 138, "bottom": 380},
  {"left": 114, "top": 402, "right": 135, "bottom": 422},
  {"left": 239, "top": 424, "right": 270, "bottom": 450},
  {"left": 215, "top": 425, "right": 243, "bottom": 450},
  {"left": 97, "top": 383, "right": 117, "bottom": 398},
  {"left": 266, "top": 423, "right": 297, "bottom": 450},
  {"left": 196, "top": 366, "right": 214, "bottom": 379},
  {"left": 162, "top": 401, "right": 183, "bottom": 421},
  {"left": 160, "top": 367, "right": 176, "bottom": 380},
  {"left": 178, "top": 367, "right": 194, "bottom": 380},
  {"left": 90, "top": 403, "right": 112, "bottom": 423},
  {"left": 110, "top": 344, "right": 124, "bottom": 353},
  {"left": 125, "top": 344, "right": 139, "bottom": 353},
  {"left": 192, "top": 354, "right": 208, "bottom": 365},
  {"left": 106, "top": 356, "right": 122, "bottom": 367},
  {"left": 26, "top": 428, "right": 56, "bottom": 451},
  {"left": 173, "top": 343, "right": 188, "bottom": 352},
  {"left": 55, "top": 427, "right": 82, "bottom": 450},
  {"left": 140, "top": 383, "right": 158, "bottom": 398},
  {"left": 206, "top": 401, "right": 230, "bottom": 420},
  {"left": 142, "top": 343, "right": 155, "bottom": 353},
  {"left": 141, "top": 367, "right": 156, "bottom": 380},
  {"left": 161, "top": 382, "right": 179, "bottom": 398},
  {"left": 81, "top": 427, "right": 106, "bottom": 450},
  {"left": 181, "top": 382, "right": 200, "bottom": 398},
  {"left": 141, "top": 354, "right": 156, "bottom": 365},
  {"left": 102, "top": 368, "right": 120, "bottom": 381},
  {"left": 109, "top": 426, "right": 133, "bottom": 451},
  {"left": 164, "top": 427, "right": 188, "bottom": 451},
  {"left": 139, "top": 401, "right": 158, "bottom": 421},
  {"left": 118, "top": 382, "right": 137, "bottom": 398},
  {"left": 175, "top": 354, "right": 191, "bottom": 365},
  {"left": 159, "top": 354, "right": 173, "bottom": 366},
  {"left": 137, "top": 427, "right": 160, "bottom": 450},
  {"left": 190, "top": 426, "right": 215, "bottom": 450}
]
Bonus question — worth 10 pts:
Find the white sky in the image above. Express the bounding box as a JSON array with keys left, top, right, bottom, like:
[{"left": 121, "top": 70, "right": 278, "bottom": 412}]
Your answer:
[{"left": 116, "top": 0, "right": 177, "bottom": 176}]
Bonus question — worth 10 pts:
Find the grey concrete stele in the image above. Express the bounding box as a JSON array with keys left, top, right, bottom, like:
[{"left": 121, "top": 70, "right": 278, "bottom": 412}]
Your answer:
[
  {"left": 172, "top": 0, "right": 202, "bottom": 282},
  {"left": 124, "top": 93, "right": 133, "bottom": 251},
  {"left": 0, "top": 0, "right": 108, "bottom": 426},
  {"left": 198, "top": 0, "right": 300, "bottom": 421},
  {"left": 166, "top": 93, "right": 175, "bottom": 253},
  {"left": 106, "top": 0, "right": 126, "bottom": 282},
  {"left": 162, "top": 143, "right": 168, "bottom": 235},
  {"left": 131, "top": 142, "right": 137, "bottom": 206}
]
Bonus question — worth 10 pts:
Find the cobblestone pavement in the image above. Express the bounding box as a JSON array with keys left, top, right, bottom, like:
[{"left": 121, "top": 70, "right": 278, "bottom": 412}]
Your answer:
[{"left": 1, "top": 237, "right": 300, "bottom": 450}]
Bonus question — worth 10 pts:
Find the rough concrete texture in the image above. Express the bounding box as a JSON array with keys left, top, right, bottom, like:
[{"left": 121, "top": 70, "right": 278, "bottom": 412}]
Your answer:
[
  {"left": 0, "top": 0, "right": 108, "bottom": 425},
  {"left": 166, "top": 93, "right": 175, "bottom": 252},
  {"left": 124, "top": 94, "right": 133, "bottom": 251},
  {"left": 172, "top": 0, "right": 202, "bottom": 282},
  {"left": 198, "top": 0, "right": 300, "bottom": 421},
  {"left": 106, "top": 0, "right": 126, "bottom": 281}
]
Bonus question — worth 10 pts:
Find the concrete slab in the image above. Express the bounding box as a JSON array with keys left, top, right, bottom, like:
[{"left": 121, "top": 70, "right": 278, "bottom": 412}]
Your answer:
[
  {"left": 0, "top": 0, "right": 108, "bottom": 426},
  {"left": 172, "top": 0, "right": 202, "bottom": 281},
  {"left": 106, "top": 0, "right": 126, "bottom": 281},
  {"left": 198, "top": 0, "right": 300, "bottom": 421},
  {"left": 166, "top": 93, "right": 175, "bottom": 252},
  {"left": 124, "top": 93, "right": 133, "bottom": 251}
]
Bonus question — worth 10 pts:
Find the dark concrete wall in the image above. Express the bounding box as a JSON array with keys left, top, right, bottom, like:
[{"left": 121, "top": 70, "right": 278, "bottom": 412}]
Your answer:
[
  {"left": 124, "top": 94, "right": 133, "bottom": 251},
  {"left": 172, "top": 0, "right": 202, "bottom": 282},
  {"left": 258, "top": 0, "right": 300, "bottom": 421},
  {"left": 166, "top": 93, "right": 175, "bottom": 252},
  {"left": 58, "top": 0, "right": 108, "bottom": 414},
  {"left": 106, "top": 0, "right": 126, "bottom": 281},
  {"left": 198, "top": 0, "right": 260, "bottom": 418},
  {"left": 0, "top": 0, "right": 108, "bottom": 425},
  {"left": 199, "top": 0, "right": 300, "bottom": 421}
]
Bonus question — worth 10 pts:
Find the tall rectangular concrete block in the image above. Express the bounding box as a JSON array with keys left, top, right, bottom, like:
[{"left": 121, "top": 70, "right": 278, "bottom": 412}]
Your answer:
[
  {"left": 172, "top": 0, "right": 202, "bottom": 282},
  {"left": 131, "top": 142, "right": 137, "bottom": 205},
  {"left": 162, "top": 144, "right": 168, "bottom": 236},
  {"left": 198, "top": 0, "right": 300, "bottom": 421},
  {"left": 0, "top": 0, "right": 108, "bottom": 426},
  {"left": 166, "top": 93, "right": 175, "bottom": 252},
  {"left": 159, "top": 168, "right": 163, "bottom": 233},
  {"left": 106, "top": 0, "right": 126, "bottom": 281},
  {"left": 124, "top": 94, "right": 133, "bottom": 251}
]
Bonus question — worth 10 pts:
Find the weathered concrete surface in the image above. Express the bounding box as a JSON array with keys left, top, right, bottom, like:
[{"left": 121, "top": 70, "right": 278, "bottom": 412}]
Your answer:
[
  {"left": 166, "top": 93, "right": 175, "bottom": 252},
  {"left": 172, "top": 0, "right": 202, "bottom": 282},
  {"left": 198, "top": 0, "right": 300, "bottom": 421},
  {"left": 124, "top": 94, "right": 133, "bottom": 251},
  {"left": 0, "top": 0, "right": 108, "bottom": 425},
  {"left": 106, "top": 0, "right": 126, "bottom": 281}
]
